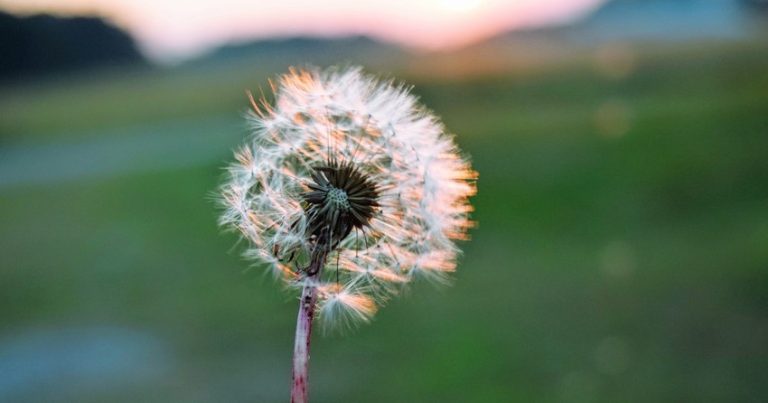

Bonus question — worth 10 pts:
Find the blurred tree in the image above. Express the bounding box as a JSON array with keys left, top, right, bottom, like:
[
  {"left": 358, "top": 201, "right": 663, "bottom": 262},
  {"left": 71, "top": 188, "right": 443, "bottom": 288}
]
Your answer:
[{"left": 0, "top": 11, "right": 145, "bottom": 80}]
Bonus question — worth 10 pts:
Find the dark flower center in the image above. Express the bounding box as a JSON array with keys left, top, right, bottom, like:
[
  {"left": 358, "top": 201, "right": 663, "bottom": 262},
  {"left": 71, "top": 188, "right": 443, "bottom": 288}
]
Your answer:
[
  {"left": 303, "top": 159, "right": 379, "bottom": 252},
  {"left": 325, "top": 187, "right": 351, "bottom": 212}
]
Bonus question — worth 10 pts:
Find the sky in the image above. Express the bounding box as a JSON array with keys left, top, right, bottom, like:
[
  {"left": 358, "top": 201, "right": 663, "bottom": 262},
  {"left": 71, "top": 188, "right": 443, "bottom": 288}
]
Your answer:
[{"left": 0, "top": 0, "right": 605, "bottom": 62}]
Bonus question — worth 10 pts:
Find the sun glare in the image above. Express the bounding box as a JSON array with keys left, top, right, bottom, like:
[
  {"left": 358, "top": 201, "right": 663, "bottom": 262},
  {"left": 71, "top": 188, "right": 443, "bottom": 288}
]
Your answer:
[
  {"left": 439, "top": 0, "right": 482, "bottom": 13},
  {"left": 0, "top": 0, "right": 604, "bottom": 61}
]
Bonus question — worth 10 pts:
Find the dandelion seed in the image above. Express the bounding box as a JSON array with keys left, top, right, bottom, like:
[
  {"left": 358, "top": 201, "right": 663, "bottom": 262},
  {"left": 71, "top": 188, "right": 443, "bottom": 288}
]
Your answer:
[{"left": 219, "top": 66, "right": 476, "bottom": 402}]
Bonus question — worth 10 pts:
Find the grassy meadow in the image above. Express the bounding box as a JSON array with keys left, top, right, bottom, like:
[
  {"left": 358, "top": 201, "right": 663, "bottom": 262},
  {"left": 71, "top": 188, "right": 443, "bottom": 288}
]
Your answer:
[{"left": 1, "top": 43, "right": 767, "bottom": 402}]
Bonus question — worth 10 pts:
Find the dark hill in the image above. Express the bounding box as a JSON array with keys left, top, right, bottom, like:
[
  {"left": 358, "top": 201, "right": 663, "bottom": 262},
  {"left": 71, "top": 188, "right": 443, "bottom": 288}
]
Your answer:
[
  {"left": 486, "top": 0, "right": 765, "bottom": 46},
  {"left": 188, "top": 35, "right": 405, "bottom": 69},
  {"left": 0, "top": 11, "right": 145, "bottom": 80}
]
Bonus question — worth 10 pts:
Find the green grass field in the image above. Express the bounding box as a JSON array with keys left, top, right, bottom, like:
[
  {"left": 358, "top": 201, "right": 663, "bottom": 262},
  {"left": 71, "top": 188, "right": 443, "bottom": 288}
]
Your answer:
[{"left": 1, "top": 43, "right": 767, "bottom": 402}]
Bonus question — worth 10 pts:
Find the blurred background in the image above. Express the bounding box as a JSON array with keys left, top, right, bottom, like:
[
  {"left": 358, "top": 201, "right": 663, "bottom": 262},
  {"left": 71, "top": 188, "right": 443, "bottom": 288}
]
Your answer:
[{"left": 1, "top": 0, "right": 767, "bottom": 401}]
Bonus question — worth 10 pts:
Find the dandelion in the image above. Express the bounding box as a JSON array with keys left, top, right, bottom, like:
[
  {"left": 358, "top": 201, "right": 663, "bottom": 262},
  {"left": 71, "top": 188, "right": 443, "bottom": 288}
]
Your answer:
[{"left": 219, "top": 66, "right": 476, "bottom": 402}]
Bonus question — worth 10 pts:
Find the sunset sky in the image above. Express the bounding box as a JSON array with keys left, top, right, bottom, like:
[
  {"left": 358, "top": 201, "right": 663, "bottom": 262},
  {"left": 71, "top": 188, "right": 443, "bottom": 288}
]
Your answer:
[{"left": 0, "top": 0, "right": 605, "bottom": 61}]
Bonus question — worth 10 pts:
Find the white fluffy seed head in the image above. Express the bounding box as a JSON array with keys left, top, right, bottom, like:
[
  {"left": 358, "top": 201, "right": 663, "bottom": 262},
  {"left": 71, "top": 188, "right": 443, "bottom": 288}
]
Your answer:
[{"left": 219, "top": 66, "right": 477, "bottom": 329}]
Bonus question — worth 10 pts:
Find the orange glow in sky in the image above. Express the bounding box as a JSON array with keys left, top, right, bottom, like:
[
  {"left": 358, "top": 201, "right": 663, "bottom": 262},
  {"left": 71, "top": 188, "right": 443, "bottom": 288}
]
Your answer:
[{"left": 0, "top": 0, "right": 604, "bottom": 61}]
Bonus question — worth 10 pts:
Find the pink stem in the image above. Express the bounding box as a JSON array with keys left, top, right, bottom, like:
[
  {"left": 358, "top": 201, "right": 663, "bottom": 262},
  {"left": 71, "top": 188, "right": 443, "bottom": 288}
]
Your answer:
[{"left": 291, "top": 254, "right": 325, "bottom": 403}]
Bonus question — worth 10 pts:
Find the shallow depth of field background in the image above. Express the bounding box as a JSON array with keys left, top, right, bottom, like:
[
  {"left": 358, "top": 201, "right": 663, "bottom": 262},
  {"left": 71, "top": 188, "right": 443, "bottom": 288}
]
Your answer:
[{"left": 1, "top": 1, "right": 768, "bottom": 402}]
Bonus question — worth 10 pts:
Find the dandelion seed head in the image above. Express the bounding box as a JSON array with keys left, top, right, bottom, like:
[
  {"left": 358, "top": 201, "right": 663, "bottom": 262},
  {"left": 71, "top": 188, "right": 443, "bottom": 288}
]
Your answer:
[{"left": 220, "top": 66, "right": 476, "bottom": 328}]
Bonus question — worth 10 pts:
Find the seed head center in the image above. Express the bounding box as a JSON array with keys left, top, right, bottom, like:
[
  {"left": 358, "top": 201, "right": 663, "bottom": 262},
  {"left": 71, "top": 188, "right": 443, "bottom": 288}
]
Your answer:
[
  {"left": 303, "top": 160, "right": 380, "bottom": 251},
  {"left": 327, "top": 187, "right": 350, "bottom": 211}
]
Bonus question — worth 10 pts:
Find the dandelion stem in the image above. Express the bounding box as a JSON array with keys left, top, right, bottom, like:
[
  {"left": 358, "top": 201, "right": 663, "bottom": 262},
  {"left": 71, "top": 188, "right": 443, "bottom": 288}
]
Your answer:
[{"left": 291, "top": 252, "right": 326, "bottom": 403}]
